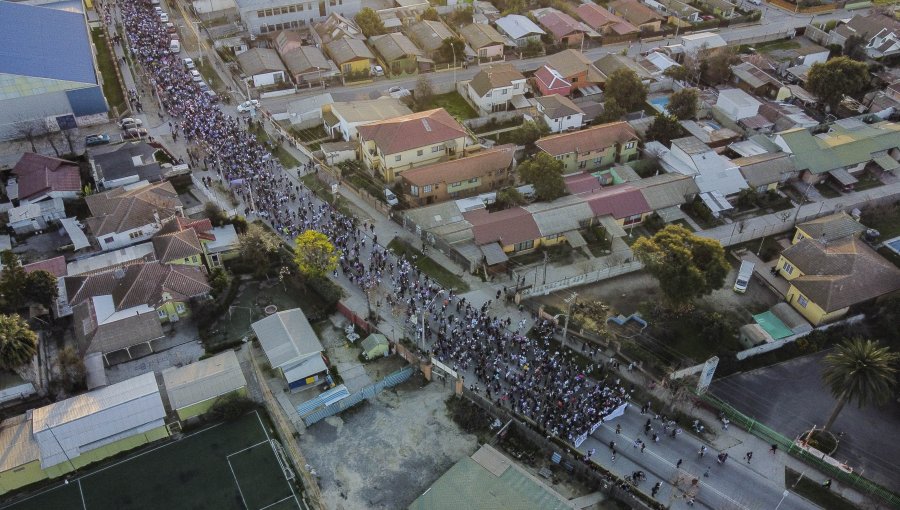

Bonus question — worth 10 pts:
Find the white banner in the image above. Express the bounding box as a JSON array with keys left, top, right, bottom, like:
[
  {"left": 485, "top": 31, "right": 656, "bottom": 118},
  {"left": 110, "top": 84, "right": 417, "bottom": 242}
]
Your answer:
[{"left": 430, "top": 358, "right": 458, "bottom": 379}]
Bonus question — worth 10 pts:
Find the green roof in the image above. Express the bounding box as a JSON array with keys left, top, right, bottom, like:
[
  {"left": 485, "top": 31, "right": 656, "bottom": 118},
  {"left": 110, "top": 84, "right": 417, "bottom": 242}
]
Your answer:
[
  {"left": 753, "top": 311, "right": 793, "bottom": 340},
  {"left": 409, "top": 453, "right": 571, "bottom": 510},
  {"left": 778, "top": 120, "right": 900, "bottom": 174}
]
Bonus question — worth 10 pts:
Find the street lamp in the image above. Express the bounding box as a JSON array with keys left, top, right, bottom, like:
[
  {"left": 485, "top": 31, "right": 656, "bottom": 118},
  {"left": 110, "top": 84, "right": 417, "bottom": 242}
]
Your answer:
[{"left": 418, "top": 290, "right": 445, "bottom": 352}]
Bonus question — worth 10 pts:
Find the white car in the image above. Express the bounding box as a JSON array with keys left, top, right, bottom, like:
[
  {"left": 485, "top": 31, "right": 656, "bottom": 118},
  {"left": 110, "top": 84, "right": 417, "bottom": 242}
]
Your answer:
[
  {"left": 190, "top": 69, "right": 202, "bottom": 82},
  {"left": 371, "top": 65, "right": 384, "bottom": 77},
  {"left": 384, "top": 189, "right": 399, "bottom": 207},
  {"left": 236, "top": 100, "right": 260, "bottom": 113},
  {"left": 119, "top": 117, "right": 143, "bottom": 129},
  {"left": 159, "top": 12, "right": 169, "bottom": 22},
  {"left": 183, "top": 57, "right": 195, "bottom": 70},
  {"left": 197, "top": 81, "right": 209, "bottom": 92}
]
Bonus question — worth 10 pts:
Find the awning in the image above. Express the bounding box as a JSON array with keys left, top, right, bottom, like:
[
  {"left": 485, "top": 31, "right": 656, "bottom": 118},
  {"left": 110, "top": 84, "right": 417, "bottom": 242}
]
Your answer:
[
  {"left": 283, "top": 354, "right": 327, "bottom": 385},
  {"left": 597, "top": 215, "right": 627, "bottom": 238},
  {"left": 60, "top": 217, "right": 91, "bottom": 250},
  {"left": 576, "top": 85, "right": 602, "bottom": 97},
  {"left": 296, "top": 384, "right": 350, "bottom": 417},
  {"left": 657, "top": 206, "right": 683, "bottom": 222},
  {"left": 481, "top": 242, "right": 509, "bottom": 266},
  {"left": 84, "top": 352, "right": 108, "bottom": 390},
  {"left": 699, "top": 191, "right": 733, "bottom": 218},
  {"left": 564, "top": 229, "right": 587, "bottom": 248},
  {"left": 874, "top": 155, "right": 899, "bottom": 172},
  {"left": 510, "top": 94, "right": 531, "bottom": 109},
  {"left": 829, "top": 168, "right": 858, "bottom": 186}
]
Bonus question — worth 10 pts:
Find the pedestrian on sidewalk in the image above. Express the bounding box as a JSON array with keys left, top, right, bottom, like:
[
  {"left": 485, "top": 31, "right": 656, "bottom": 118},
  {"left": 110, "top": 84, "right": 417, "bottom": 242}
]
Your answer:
[
  {"left": 698, "top": 446, "right": 707, "bottom": 458},
  {"left": 651, "top": 482, "right": 661, "bottom": 498},
  {"left": 717, "top": 452, "right": 728, "bottom": 464},
  {"left": 676, "top": 459, "right": 683, "bottom": 469},
  {"left": 703, "top": 466, "right": 710, "bottom": 478},
  {"left": 822, "top": 479, "right": 832, "bottom": 489},
  {"left": 641, "top": 443, "right": 646, "bottom": 454},
  {"left": 611, "top": 450, "right": 617, "bottom": 462},
  {"left": 770, "top": 444, "right": 778, "bottom": 454},
  {"left": 744, "top": 451, "right": 753, "bottom": 463},
  {"left": 615, "top": 424, "right": 621, "bottom": 434}
]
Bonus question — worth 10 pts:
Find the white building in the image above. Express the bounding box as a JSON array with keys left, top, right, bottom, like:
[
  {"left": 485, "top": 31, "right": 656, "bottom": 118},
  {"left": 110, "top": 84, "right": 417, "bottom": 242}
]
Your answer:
[
  {"left": 236, "top": 48, "right": 287, "bottom": 87},
  {"left": 236, "top": 0, "right": 362, "bottom": 35},
  {"left": 495, "top": 14, "right": 546, "bottom": 47},
  {"left": 716, "top": 88, "right": 762, "bottom": 121},
  {"left": 679, "top": 32, "right": 727, "bottom": 54},
  {"left": 323, "top": 97, "right": 412, "bottom": 141},
  {"left": 7, "top": 198, "right": 66, "bottom": 235},
  {"left": 535, "top": 94, "right": 584, "bottom": 133},
  {"left": 466, "top": 63, "right": 528, "bottom": 115},
  {"left": 85, "top": 181, "right": 183, "bottom": 252}
]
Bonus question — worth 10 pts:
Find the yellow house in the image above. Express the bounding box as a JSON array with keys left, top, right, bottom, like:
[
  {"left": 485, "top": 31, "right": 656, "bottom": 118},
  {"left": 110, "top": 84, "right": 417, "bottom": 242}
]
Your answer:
[
  {"left": 324, "top": 37, "right": 375, "bottom": 79},
  {"left": 776, "top": 233, "right": 900, "bottom": 325},
  {"left": 789, "top": 211, "right": 867, "bottom": 245},
  {"left": 357, "top": 108, "right": 471, "bottom": 182},
  {"left": 535, "top": 121, "right": 640, "bottom": 175}
]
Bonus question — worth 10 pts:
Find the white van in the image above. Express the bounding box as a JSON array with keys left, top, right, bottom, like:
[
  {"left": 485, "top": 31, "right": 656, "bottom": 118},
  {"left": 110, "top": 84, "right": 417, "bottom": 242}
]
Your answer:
[
  {"left": 169, "top": 40, "right": 181, "bottom": 54},
  {"left": 733, "top": 260, "right": 755, "bottom": 293}
]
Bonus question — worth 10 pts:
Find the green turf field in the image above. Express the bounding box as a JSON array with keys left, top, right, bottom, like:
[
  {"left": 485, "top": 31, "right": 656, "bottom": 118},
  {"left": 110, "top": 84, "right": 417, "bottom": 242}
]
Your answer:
[{"left": 2, "top": 411, "right": 301, "bottom": 510}]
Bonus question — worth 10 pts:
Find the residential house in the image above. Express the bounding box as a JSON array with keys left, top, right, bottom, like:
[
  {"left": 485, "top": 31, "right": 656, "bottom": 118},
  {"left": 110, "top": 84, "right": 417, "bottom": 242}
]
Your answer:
[
  {"left": 697, "top": 0, "right": 736, "bottom": 18},
  {"left": 494, "top": 14, "right": 546, "bottom": 47},
  {"left": 236, "top": 48, "right": 287, "bottom": 87},
  {"left": 319, "top": 140, "right": 357, "bottom": 166},
  {"left": 535, "top": 121, "right": 639, "bottom": 174},
  {"left": 534, "top": 9, "right": 591, "bottom": 48},
  {"left": 66, "top": 243, "right": 157, "bottom": 276},
  {"left": 88, "top": 142, "right": 163, "bottom": 189},
  {"left": 358, "top": 108, "right": 470, "bottom": 181},
  {"left": 400, "top": 144, "right": 516, "bottom": 205},
  {"left": 575, "top": 3, "right": 639, "bottom": 38},
  {"left": 7, "top": 198, "right": 65, "bottom": 235},
  {"left": 715, "top": 88, "right": 762, "bottom": 121},
  {"left": 608, "top": 0, "right": 664, "bottom": 32},
  {"left": 67, "top": 261, "right": 211, "bottom": 360},
  {"left": 276, "top": 41, "right": 334, "bottom": 85},
  {"left": 322, "top": 97, "right": 412, "bottom": 140},
  {"left": 205, "top": 224, "right": 240, "bottom": 268},
  {"left": 776, "top": 214, "right": 900, "bottom": 325},
  {"left": 829, "top": 13, "right": 900, "bottom": 59},
  {"left": 409, "top": 20, "right": 458, "bottom": 61},
  {"left": 466, "top": 63, "right": 528, "bottom": 115},
  {"left": 791, "top": 211, "right": 867, "bottom": 245},
  {"left": 535, "top": 94, "right": 585, "bottom": 133},
  {"left": 235, "top": 0, "right": 361, "bottom": 35},
  {"left": 646, "top": 0, "right": 701, "bottom": 24},
  {"left": 273, "top": 29, "right": 307, "bottom": 54},
  {"left": 324, "top": 37, "right": 375, "bottom": 79},
  {"left": 540, "top": 49, "right": 606, "bottom": 96},
  {"left": 533, "top": 65, "right": 573, "bottom": 97},
  {"left": 370, "top": 32, "right": 431, "bottom": 75},
  {"left": 773, "top": 119, "right": 900, "bottom": 185},
  {"left": 85, "top": 181, "right": 184, "bottom": 251},
  {"left": 251, "top": 308, "right": 328, "bottom": 392},
  {"left": 161, "top": 350, "right": 248, "bottom": 421},
  {"left": 286, "top": 93, "right": 334, "bottom": 129},
  {"left": 459, "top": 23, "right": 506, "bottom": 60},
  {"left": 314, "top": 13, "right": 364, "bottom": 44},
  {"left": 151, "top": 216, "right": 212, "bottom": 266},
  {"left": 731, "top": 62, "right": 783, "bottom": 99},
  {"left": 11, "top": 153, "right": 81, "bottom": 204},
  {"left": 733, "top": 152, "right": 797, "bottom": 192},
  {"left": 594, "top": 53, "right": 652, "bottom": 85},
  {"left": 679, "top": 32, "right": 727, "bottom": 54}
]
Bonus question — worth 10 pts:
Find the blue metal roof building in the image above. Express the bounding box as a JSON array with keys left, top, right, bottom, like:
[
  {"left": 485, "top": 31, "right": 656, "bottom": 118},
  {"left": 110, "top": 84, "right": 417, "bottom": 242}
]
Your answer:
[{"left": 0, "top": 1, "right": 108, "bottom": 140}]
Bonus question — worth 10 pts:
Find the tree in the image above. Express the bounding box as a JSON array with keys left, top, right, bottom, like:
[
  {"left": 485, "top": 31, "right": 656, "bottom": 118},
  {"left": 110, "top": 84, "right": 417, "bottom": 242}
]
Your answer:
[
  {"left": 807, "top": 56, "right": 870, "bottom": 112},
  {"left": 821, "top": 338, "right": 899, "bottom": 432},
  {"left": 667, "top": 88, "right": 698, "bottom": 120},
  {"left": 293, "top": 230, "right": 339, "bottom": 279},
  {"left": 517, "top": 153, "right": 566, "bottom": 202},
  {"left": 0, "top": 251, "right": 28, "bottom": 313},
  {"left": 604, "top": 68, "right": 647, "bottom": 112},
  {"left": 521, "top": 39, "right": 543, "bottom": 58},
  {"left": 57, "top": 345, "right": 86, "bottom": 392},
  {"left": 596, "top": 98, "right": 626, "bottom": 123},
  {"left": 843, "top": 35, "right": 867, "bottom": 62},
  {"left": 422, "top": 6, "right": 440, "bottom": 20},
  {"left": 355, "top": 8, "right": 386, "bottom": 37},
  {"left": 413, "top": 75, "right": 434, "bottom": 111},
  {"left": 664, "top": 64, "right": 691, "bottom": 83},
  {"left": 510, "top": 119, "right": 549, "bottom": 146},
  {"left": 645, "top": 114, "right": 684, "bottom": 146},
  {"left": 238, "top": 223, "right": 282, "bottom": 270},
  {"left": 208, "top": 268, "right": 232, "bottom": 299},
  {"left": 204, "top": 202, "right": 229, "bottom": 227},
  {"left": 0, "top": 314, "right": 38, "bottom": 370},
  {"left": 698, "top": 47, "right": 738, "bottom": 86},
  {"left": 494, "top": 187, "right": 527, "bottom": 210},
  {"left": 25, "top": 270, "right": 58, "bottom": 310},
  {"left": 632, "top": 224, "right": 730, "bottom": 304},
  {"left": 446, "top": 6, "right": 474, "bottom": 26},
  {"left": 438, "top": 36, "right": 466, "bottom": 65}
]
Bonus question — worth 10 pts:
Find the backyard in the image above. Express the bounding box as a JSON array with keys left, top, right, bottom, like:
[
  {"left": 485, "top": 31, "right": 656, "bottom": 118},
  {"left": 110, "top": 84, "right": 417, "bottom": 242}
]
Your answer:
[
  {"left": 421, "top": 92, "right": 477, "bottom": 120},
  {"left": 387, "top": 238, "right": 470, "bottom": 292}
]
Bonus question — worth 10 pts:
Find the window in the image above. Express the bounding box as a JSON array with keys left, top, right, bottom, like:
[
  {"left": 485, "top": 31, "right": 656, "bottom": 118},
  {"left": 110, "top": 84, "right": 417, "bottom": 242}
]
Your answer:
[
  {"left": 423, "top": 184, "right": 433, "bottom": 193},
  {"left": 129, "top": 230, "right": 144, "bottom": 239},
  {"left": 468, "top": 178, "right": 478, "bottom": 183},
  {"left": 578, "top": 160, "right": 587, "bottom": 169},
  {"left": 176, "top": 303, "right": 186, "bottom": 314},
  {"left": 432, "top": 146, "right": 442, "bottom": 153},
  {"left": 450, "top": 181, "right": 461, "bottom": 188},
  {"left": 515, "top": 240, "right": 534, "bottom": 251},
  {"left": 797, "top": 295, "right": 808, "bottom": 308},
  {"left": 796, "top": 233, "right": 804, "bottom": 241},
  {"left": 104, "top": 236, "right": 114, "bottom": 244},
  {"left": 625, "top": 141, "right": 636, "bottom": 149},
  {"left": 565, "top": 115, "right": 570, "bottom": 120},
  {"left": 514, "top": 82, "right": 520, "bottom": 89},
  {"left": 417, "top": 149, "right": 424, "bottom": 156},
  {"left": 782, "top": 262, "right": 794, "bottom": 274},
  {"left": 257, "top": 9, "right": 265, "bottom": 16},
  {"left": 395, "top": 155, "right": 402, "bottom": 162},
  {"left": 410, "top": 185, "right": 419, "bottom": 196},
  {"left": 158, "top": 309, "right": 167, "bottom": 319},
  {"left": 502, "top": 89, "right": 508, "bottom": 95}
]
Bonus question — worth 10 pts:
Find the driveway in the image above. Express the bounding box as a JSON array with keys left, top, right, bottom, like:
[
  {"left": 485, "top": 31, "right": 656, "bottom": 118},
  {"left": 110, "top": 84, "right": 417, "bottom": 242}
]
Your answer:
[{"left": 710, "top": 351, "right": 900, "bottom": 492}]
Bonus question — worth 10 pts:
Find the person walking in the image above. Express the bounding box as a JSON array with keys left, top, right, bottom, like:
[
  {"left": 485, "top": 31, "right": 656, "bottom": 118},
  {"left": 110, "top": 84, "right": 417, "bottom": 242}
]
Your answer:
[
  {"left": 744, "top": 451, "right": 753, "bottom": 463},
  {"left": 651, "top": 482, "right": 661, "bottom": 498},
  {"left": 641, "top": 443, "right": 647, "bottom": 454},
  {"left": 676, "top": 458, "right": 683, "bottom": 469},
  {"left": 770, "top": 444, "right": 778, "bottom": 454},
  {"left": 703, "top": 466, "right": 711, "bottom": 478},
  {"left": 698, "top": 446, "right": 707, "bottom": 458},
  {"left": 615, "top": 424, "right": 621, "bottom": 434},
  {"left": 822, "top": 479, "right": 832, "bottom": 489}
]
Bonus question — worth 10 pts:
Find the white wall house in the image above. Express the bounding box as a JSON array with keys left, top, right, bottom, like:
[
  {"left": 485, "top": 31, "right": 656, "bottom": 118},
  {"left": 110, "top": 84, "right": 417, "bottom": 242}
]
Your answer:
[
  {"left": 466, "top": 63, "right": 528, "bottom": 116},
  {"left": 535, "top": 94, "right": 584, "bottom": 133},
  {"left": 716, "top": 88, "right": 762, "bottom": 121}
]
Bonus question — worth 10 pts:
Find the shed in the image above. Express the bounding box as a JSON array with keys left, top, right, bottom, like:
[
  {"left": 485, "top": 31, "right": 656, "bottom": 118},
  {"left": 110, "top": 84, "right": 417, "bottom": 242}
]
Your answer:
[
  {"left": 251, "top": 308, "right": 328, "bottom": 392},
  {"left": 161, "top": 350, "right": 248, "bottom": 420},
  {"left": 360, "top": 333, "right": 389, "bottom": 360},
  {"left": 739, "top": 323, "right": 771, "bottom": 348}
]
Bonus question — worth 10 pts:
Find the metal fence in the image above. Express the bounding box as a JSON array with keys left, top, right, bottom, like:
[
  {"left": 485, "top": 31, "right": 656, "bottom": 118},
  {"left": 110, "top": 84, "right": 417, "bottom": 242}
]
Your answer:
[
  {"left": 519, "top": 261, "right": 644, "bottom": 297},
  {"left": 302, "top": 366, "right": 415, "bottom": 426},
  {"left": 700, "top": 392, "right": 900, "bottom": 508}
]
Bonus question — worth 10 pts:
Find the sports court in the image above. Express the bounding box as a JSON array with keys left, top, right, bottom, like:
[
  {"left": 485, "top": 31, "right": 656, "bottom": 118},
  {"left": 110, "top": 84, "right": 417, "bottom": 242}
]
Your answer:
[{"left": 2, "top": 411, "right": 303, "bottom": 510}]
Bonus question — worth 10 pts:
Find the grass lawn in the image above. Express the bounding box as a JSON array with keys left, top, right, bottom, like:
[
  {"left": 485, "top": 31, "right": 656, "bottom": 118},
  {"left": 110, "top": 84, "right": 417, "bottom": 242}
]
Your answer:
[
  {"left": 387, "top": 237, "right": 470, "bottom": 292},
  {"left": 756, "top": 39, "right": 802, "bottom": 53},
  {"left": 249, "top": 124, "right": 300, "bottom": 168},
  {"left": 4, "top": 413, "right": 298, "bottom": 510},
  {"left": 732, "top": 235, "right": 784, "bottom": 262},
  {"left": 422, "top": 92, "right": 477, "bottom": 120},
  {"left": 853, "top": 173, "right": 884, "bottom": 192},
  {"left": 291, "top": 125, "right": 329, "bottom": 143},
  {"left": 814, "top": 183, "right": 842, "bottom": 198},
  {"left": 197, "top": 61, "right": 225, "bottom": 92},
  {"left": 89, "top": 28, "right": 126, "bottom": 113},
  {"left": 861, "top": 203, "right": 900, "bottom": 239},
  {"left": 784, "top": 467, "right": 860, "bottom": 510}
]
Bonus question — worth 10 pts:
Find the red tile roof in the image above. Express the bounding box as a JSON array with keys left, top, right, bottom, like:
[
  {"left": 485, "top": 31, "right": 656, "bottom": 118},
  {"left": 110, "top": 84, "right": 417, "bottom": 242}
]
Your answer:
[
  {"left": 534, "top": 65, "right": 572, "bottom": 93},
  {"left": 583, "top": 185, "right": 651, "bottom": 219},
  {"left": 401, "top": 145, "right": 515, "bottom": 187},
  {"left": 23, "top": 255, "right": 68, "bottom": 278},
  {"left": 12, "top": 152, "right": 81, "bottom": 201},
  {"left": 464, "top": 207, "right": 541, "bottom": 246},
  {"left": 357, "top": 108, "right": 468, "bottom": 156},
  {"left": 575, "top": 3, "right": 638, "bottom": 33},
  {"left": 565, "top": 173, "right": 603, "bottom": 195},
  {"left": 538, "top": 11, "right": 588, "bottom": 39},
  {"left": 536, "top": 121, "right": 638, "bottom": 156}
]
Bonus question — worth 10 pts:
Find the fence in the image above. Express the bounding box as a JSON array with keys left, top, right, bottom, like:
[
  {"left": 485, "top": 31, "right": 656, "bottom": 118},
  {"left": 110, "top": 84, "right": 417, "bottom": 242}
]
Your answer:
[
  {"left": 701, "top": 392, "right": 900, "bottom": 508},
  {"left": 735, "top": 314, "right": 864, "bottom": 360},
  {"left": 464, "top": 110, "right": 528, "bottom": 131},
  {"left": 519, "top": 261, "right": 644, "bottom": 297},
  {"left": 301, "top": 366, "right": 415, "bottom": 426},
  {"left": 190, "top": 174, "right": 239, "bottom": 216},
  {"left": 335, "top": 301, "right": 373, "bottom": 334},
  {"left": 766, "top": 0, "right": 836, "bottom": 12},
  {"left": 804, "top": 23, "right": 831, "bottom": 45}
]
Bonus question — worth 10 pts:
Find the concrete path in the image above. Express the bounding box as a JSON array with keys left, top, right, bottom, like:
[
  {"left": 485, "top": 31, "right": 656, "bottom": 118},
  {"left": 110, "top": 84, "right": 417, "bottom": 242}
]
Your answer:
[{"left": 568, "top": 491, "right": 606, "bottom": 508}]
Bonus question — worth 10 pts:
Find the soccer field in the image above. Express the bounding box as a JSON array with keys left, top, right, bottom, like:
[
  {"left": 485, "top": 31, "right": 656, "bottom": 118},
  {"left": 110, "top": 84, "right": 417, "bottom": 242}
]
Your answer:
[{"left": 2, "top": 411, "right": 302, "bottom": 510}]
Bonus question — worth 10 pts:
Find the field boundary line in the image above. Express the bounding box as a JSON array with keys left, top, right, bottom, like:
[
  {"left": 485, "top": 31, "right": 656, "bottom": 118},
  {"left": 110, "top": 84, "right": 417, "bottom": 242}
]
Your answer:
[
  {"left": 226, "top": 439, "right": 271, "bottom": 459},
  {"left": 227, "top": 457, "right": 250, "bottom": 510},
  {"left": 258, "top": 494, "right": 294, "bottom": 510},
  {"left": 255, "top": 410, "right": 271, "bottom": 441},
  {"left": 77, "top": 480, "right": 87, "bottom": 510}
]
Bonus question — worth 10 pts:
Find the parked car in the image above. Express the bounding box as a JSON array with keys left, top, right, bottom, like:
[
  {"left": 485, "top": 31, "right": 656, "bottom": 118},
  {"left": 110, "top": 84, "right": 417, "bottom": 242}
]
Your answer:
[
  {"left": 85, "top": 134, "right": 111, "bottom": 146},
  {"left": 123, "top": 128, "right": 148, "bottom": 139},
  {"left": 119, "top": 117, "right": 143, "bottom": 129},
  {"left": 236, "top": 99, "right": 260, "bottom": 113},
  {"left": 204, "top": 90, "right": 218, "bottom": 101},
  {"left": 733, "top": 260, "right": 756, "bottom": 293},
  {"left": 197, "top": 81, "right": 210, "bottom": 92},
  {"left": 159, "top": 12, "right": 169, "bottom": 22},
  {"left": 190, "top": 70, "right": 202, "bottom": 82},
  {"left": 371, "top": 65, "right": 384, "bottom": 77},
  {"left": 384, "top": 188, "right": 399, "bottom": 206},
  {"left": 166, "top": 22, "right": 176, "bottom": 34},
  {"left": 183, "top": 57, "right": 195, "bottom": 70}
]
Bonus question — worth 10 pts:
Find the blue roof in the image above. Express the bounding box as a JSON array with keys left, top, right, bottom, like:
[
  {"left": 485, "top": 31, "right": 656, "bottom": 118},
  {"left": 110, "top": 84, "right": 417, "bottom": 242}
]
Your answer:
[{"left": 0, "top": 2, "right": 97, "bottom": 85}]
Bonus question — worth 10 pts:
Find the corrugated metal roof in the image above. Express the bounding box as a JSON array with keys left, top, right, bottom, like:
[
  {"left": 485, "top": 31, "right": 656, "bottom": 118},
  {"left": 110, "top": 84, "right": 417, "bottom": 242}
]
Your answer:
[
  {"left": 251, "top": 308, "right": 323, "bottom": 369},
  {"left": 0, "top": 413, "right": 40, "bottom": 472},
  {"left": 0, "top": 2, "right": 97, "bottom": 84},
  {"left": 162, "top": 350, "right": 247, "bottom": 411}
]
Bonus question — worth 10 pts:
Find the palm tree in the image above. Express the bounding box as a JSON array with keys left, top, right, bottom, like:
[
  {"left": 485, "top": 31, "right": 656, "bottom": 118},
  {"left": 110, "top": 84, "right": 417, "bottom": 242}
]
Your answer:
[
  {"left": 821, "top": 338, "right": 899, "bottom": 432},
  {"left": 0, "top": 314, "right": 38, "bottom": 370}
]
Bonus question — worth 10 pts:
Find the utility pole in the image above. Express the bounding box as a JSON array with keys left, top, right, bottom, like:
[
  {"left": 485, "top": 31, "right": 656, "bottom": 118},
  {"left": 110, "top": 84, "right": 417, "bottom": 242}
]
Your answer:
[
  {"left": 562, "top": 292, "right": 577, "bottom": 340},
  {"left": 542, "top": 251, "right": 549, "bottom": 285}
]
